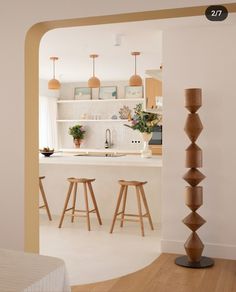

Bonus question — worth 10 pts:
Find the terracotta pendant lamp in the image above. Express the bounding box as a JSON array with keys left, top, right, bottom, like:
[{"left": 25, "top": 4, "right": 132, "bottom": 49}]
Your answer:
[
  {"left": 48, "top": 56, "right": 61, "bottom": 90},
  {"left": 88, "top": 54, "right": 100, "bottom": 88},
  {"left": 129, "top": 51, "right": 142, "bottom": 87}
]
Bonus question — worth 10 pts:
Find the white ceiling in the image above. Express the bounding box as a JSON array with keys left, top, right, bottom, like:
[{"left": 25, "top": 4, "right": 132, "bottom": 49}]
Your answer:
[
  {"left": 39, "top": 20, "right": 163, "bottom": 82},
  {"left": 39, "top": 13, "right": 236, "bottom": 83}
]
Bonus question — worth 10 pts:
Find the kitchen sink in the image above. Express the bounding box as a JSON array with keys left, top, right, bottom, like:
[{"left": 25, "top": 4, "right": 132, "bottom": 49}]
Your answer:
[{"left": 74, "top": 152, "right": 126, "bottom": 157}]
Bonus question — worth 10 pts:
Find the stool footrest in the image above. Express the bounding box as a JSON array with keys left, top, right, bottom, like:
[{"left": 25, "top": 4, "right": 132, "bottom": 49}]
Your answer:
[
  {"left": 117, "top": 213, "right": 149, "bottom": 223},
  {"left": 68, "top": 214, "right": 89, "bottom": 218},
  {"left": 117, "top": 218, "right": 141, "bottom": 223},
  {"left": 74, "top": 209, "right": 96, "bottom": 214},
  {"left": 116, "top": 211, "right": 123, "bottom": 216},
  {"left": 65, "top": 207, "right": 73, "bottom": 212},
  {"left": 39, "top": 205, "right": 46, "bottom": 209},
  {"left": 121, "top": 213, "right": 148, "bottom": 218},
  {"left": 65, "top": 208, "right": 96, "bottom": 214}
]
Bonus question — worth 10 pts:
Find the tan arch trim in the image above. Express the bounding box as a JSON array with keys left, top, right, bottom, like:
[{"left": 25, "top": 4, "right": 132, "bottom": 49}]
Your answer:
[{"left": 25, "top": 3, "right": 236, "bottom": 253}]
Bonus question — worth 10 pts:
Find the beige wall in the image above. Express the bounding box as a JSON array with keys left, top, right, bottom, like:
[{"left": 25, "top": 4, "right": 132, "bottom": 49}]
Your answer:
[
  {"left": 162, "top": 22, "right": 236, "bottom": 259},
  {"left": 0, "top": 0, "right": 236, "bottom": 254}
]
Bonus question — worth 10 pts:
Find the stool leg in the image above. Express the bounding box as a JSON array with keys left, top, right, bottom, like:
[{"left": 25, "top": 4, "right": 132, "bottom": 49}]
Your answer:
[
  {"left": 71, "top": 182, "right": 77, "bottom": 223},
  {"left": 120, "top": 185, "right": 128, "bottom": 227},
  {"left": 83, "top": 182, "right": 91, "bottom": 231},
  {"left": 87, "top": 182, "right": 102, "bottom": 225},
  {"left": 136, "top": 186, "right": 145, "bottom": 237},
  {"left": 58, "top": 182, "right": 74, "bottom": 228},
  {"left": 39, "top": 179, "right": 52, "bottom": 221},
  {"left": 139, "top": 185, "right": 154, "bottom": 230},
  {"left": 110, "top": 185, "right": 125, "bottom": 234}
]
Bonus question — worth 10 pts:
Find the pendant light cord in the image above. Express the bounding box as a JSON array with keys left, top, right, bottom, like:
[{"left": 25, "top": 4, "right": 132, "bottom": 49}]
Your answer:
[
  {"left": 93, "top": 57, "right": 95, "bottom": 77},
  {"left": 53, "top": 59, "right": 55, "bottom": 79},
  {"left": 134, "top": 55, "right": 137, "bottom": 75}
]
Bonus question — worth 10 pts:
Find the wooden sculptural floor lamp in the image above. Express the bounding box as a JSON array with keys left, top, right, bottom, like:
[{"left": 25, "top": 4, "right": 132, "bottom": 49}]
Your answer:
[{"left": 175, "top": 88, "right": 214, "bottom": 268}]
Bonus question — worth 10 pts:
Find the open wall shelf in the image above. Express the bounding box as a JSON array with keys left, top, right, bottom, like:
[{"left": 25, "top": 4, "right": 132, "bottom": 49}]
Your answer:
[
  {"left": 57, "top": 98, "right": 144, "bottom": 104},
  {"left": 57, "top": 119, "right": 129, "bottom": 122}
]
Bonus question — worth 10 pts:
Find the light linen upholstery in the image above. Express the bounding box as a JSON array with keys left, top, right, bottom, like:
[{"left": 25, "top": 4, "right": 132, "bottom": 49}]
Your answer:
[{"left": 0, "top": 248, "right": 71, "bottom": 292}]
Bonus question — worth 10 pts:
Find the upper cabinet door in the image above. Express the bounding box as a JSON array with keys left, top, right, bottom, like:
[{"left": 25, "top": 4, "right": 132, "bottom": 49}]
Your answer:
[{"left": 145, "top": 78, "right": 162, "bottom": 111}]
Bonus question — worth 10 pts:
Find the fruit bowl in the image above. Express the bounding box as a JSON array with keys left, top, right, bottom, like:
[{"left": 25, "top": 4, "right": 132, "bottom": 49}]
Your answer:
[{"left": 40, "top": 148, "right": 54, "bottom": 157}]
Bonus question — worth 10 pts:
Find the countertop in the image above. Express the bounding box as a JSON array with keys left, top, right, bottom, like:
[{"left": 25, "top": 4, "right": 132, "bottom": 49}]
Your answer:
[
  {"left": 39, "top": 153, "right": 162, "bottom": 168},
  {"left": 59, "top": 148, "right": 142, "bottom": 154}
]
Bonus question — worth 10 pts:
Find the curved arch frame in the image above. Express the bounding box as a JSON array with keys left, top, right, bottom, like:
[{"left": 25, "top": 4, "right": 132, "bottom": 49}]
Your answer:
[{"left": 24, "top": 3, "right": 236, "bottom": 252}]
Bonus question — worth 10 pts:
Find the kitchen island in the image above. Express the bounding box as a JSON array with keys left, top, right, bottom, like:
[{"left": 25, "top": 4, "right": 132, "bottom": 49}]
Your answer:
[{"left": 39, "top": 153, "right": 162, "bottom": 224}]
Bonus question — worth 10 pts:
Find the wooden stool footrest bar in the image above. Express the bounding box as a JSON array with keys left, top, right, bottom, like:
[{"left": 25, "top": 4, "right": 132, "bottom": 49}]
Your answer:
[
  {"left": 39, "top": 205, "right": 46, "bottom": 209},
  {"left": 118, "top": 218, "right": 142, "bottom": 223},
  {"left": 122, "top": 213, "right": 147, "bottom": 217},
  {"left": 64, "top": 209, "right": 96, "bottom": 214}
]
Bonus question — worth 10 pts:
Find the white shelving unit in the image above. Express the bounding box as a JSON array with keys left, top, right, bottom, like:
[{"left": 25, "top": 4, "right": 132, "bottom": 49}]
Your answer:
[
  {"left": 57, "top": 119, "right": 128, "bottom": 122},
  {"left": 57, "top": 98, "right": 144, "bottom": 104},
  {"left": 57, "top": 97, "right": 145, "bottom": 150}
]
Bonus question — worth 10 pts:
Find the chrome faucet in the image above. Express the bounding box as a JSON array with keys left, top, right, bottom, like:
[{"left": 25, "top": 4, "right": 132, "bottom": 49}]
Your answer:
[{"left": 105, "top": 129, "right": 112, "bottom": 149}]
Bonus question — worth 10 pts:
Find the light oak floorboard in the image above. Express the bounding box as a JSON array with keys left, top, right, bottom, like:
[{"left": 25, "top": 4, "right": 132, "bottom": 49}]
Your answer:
[{"left": 71, "top": 253, "right": 236, "bottom": 292}]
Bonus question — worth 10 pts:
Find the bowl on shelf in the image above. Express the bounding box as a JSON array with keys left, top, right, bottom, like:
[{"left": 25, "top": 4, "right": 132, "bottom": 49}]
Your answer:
[{"left": 40, "top": 148, "right": 54, "bottom": 157}]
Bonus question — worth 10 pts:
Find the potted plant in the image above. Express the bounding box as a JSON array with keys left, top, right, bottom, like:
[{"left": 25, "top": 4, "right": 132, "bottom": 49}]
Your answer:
[
  {"left": 125, "top": 103, "right": 160, "bottom": 133},
  {"left": 125, "top": 103, "right": 161, "bottom": 157},
  {"left": 69, "top": 124, "right": 86, "bottom": 148}
]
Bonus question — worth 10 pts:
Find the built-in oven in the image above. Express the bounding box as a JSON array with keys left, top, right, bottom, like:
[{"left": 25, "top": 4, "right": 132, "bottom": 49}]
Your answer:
[{"left": 149, "top": 125, "right": 162, "bottom": 145}]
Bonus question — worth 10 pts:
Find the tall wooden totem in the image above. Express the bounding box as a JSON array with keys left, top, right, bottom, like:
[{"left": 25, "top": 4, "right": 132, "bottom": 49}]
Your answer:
[{"left": 175, "top": 88, "right": 214, "bottom": 268}]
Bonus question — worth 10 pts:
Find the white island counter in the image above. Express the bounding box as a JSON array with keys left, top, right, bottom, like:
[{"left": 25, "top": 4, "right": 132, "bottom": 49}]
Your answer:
[
  {"left": 40, "top": 153, "right": 162, "bottom": 167},
  {"left": 39, "top": 154, "right": 162, "bottom": 224}
]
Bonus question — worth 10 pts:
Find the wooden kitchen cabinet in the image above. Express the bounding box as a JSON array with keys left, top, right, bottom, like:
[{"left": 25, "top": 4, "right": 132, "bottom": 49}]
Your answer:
[
  {"left": 150, "top": 145, "right": 162, "bottom": 155},
  {"left": 145, "top": 78, "right": 162, "bottom": 110}
]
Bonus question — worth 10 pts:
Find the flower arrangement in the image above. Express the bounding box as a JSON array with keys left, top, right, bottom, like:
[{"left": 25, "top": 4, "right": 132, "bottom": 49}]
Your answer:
[
  {"left": 125, "top": 103, "right": 161, "bottom": 133},
  {"left": 69, "top": 124, "right": 86, "bottom": 140}
]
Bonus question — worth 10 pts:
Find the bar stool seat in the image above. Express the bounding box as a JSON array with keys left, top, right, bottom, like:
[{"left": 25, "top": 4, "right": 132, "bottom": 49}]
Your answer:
[
  {"left": 39, "top": 176, "right": 52, "bottom": 221},
  {"left": 119, "top": 180, "right": 147, "bottom": 186},
  {"left": 58, "top": 177, "right": 102, "bottom": 231},
  {"left": 110, "top": 179, "right": 154, "bottom": 236}
]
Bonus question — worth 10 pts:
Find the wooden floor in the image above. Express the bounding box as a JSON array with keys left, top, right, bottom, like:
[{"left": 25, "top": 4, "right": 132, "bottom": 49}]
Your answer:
[{"left": 71, "top": 253, "right": 236, "bottom": 292}]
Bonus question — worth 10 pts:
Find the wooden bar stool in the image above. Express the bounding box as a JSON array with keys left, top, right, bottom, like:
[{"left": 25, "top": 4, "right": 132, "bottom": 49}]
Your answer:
[
  {"left": 58, "top": 178, "right": 102, "bottom": 231},
  {"left": 39, "top": 176, "right": 52, "bottom": 221},
  {"left": 110, "top": 180, "right": 154, "bottom": 236}
]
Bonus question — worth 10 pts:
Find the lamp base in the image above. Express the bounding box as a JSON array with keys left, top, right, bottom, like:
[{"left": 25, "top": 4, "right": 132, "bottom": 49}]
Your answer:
[{"left": 175, "top": 256, "right": 214, "bottom": 268}]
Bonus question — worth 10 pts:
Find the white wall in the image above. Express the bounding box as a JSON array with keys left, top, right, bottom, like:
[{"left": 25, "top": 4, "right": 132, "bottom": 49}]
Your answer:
[
  {"left": 162, "top": 23, "right": 236, "bottom": 259},
  {"left": 0, "top": 0, "right": 236, "bottom": 252}
]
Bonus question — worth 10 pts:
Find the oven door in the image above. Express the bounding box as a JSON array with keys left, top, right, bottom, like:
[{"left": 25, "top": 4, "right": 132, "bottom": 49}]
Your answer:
[{"left": 149, "top": 125, "right": 162, "bottom": 145}]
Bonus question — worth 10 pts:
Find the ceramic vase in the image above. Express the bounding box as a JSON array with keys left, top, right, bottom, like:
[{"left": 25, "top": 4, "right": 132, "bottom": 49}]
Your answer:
[
  {"left": 141, "top": 132, "right": 152, "bottom": 158},
  {"left": 73, "top": 138, "right": 81, "bottom": 148}
]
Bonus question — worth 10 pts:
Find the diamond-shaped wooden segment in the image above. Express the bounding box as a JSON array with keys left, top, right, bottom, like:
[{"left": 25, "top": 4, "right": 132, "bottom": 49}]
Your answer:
[
  {"left": 185, "top": 104, "right": 201, "bottom": 114},
  {"left": 185, "top": 88, "right": 202, "bottom": 113},
  {"left": 185, "top": 186, "right": 203, "bottom": 211},
  {"left": 184, "top": 114, "right": 203, "bottom": 142},
  {"left": 183, "top": 168, "right": 205, "bottom": 186},
  {"left": 185, "top": 143, "right": 202, "bottom": 168},
  {"left": 183, "top": 212, "right": 206, "bottom": 231},
  {"left": 184, "top": 232, "right": 204, "bottom": 262}
]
